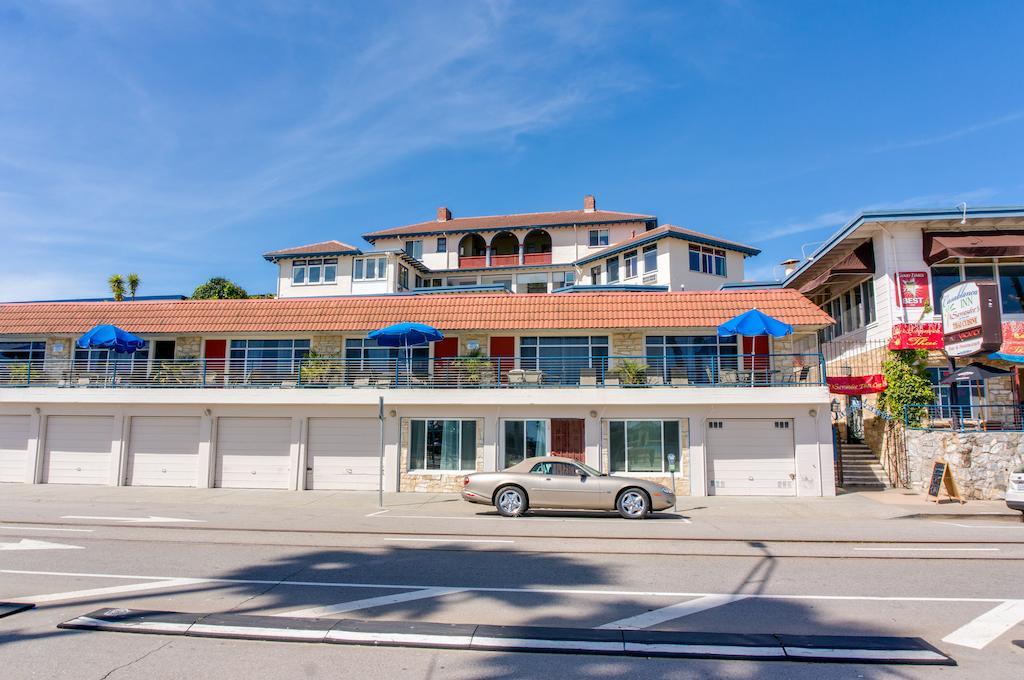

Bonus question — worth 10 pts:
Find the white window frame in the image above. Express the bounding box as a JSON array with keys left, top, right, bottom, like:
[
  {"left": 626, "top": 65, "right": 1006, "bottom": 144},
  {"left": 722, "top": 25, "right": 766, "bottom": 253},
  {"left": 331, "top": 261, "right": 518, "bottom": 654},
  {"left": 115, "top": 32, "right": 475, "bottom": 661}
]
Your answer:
[
  {"left": 607, "top": 419, "right": 682, "bottom": 474},
  {"left": 643, "top": 244, "right": 658, "bottom": 273},
  {"left": 354, "top": 256, "right": 389, "bottom": 281},
  {"left": 291, "top": 258, "right": 338, "bottom": 286},
  {"left": 623, "top": 250, "right": 638, "bottom": 279},
  {"left": 688, "top": 245, "right": 727, "bottom": 277},
  {"left": 408, "top": 418, "right": 478, "bottom": 473},
  {"left": 589, "top": 229, "right": 609, "bottom": 247},
  {"left": 405, "top": 240, "right": 423, "bottom": 259},
  {"left": 501, "top": 418, "right": 550, "bottom": 468}
]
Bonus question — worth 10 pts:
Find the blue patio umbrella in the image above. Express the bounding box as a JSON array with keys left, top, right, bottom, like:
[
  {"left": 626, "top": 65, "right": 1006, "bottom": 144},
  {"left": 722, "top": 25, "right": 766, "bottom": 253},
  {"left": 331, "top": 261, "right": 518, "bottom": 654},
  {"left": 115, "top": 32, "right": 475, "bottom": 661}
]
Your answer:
[
  {"left": 368, "top": 322, "right": 444, "bottom": 347},
  {"left": 717, "top": 309, "right": 793, "bottom": 338},
  {"left": 989, "top": 351, "right": 1024, "bottom": 364},
  {"left": 76, "top": 324, "right": 147, "bottom": 353},
  {"left": 368, "top": 323, "right": 444, "bottom": 382}
]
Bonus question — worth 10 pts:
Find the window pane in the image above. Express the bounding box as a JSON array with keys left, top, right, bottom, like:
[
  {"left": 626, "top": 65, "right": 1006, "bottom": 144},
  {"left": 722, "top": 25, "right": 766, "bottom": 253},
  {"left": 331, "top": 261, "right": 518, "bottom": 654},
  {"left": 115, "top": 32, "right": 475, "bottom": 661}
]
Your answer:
[
  {"left": 324, "top": 264, "right": 336, "bottom": 283},
  {"left": 410, "top": 420, "right": 425, "bottom": 470},
  {"left": 714, "top": 254, "right": 726, "bottom": 276},
  {"left": 378, "top": 258, "right": 388, "bottom": 277},
  {"left": 437, "top": 237, "right": 447, "bottom": 253},
  {"left": 999, "top": 265, "right": 1024, "bottom": 314},
  {"left": 643, "top": 245, "right": 657, "bottom": 272},
  {"left": 308, "top": 266, "right": 321, "bottom": 284},
  {"left": 627, "top": 421, "right": 662, "bottom": 472},
  {"left": 461, "top": 421, "right": 476, "bottom": 470},
  {"left": 424, "top": 420, "right": 443, "bottom": 469},
  {"left": 505, "top": 421, "right": 525, "bottom": 467},
  {"left": 606, "top": 258, "right": 619, "bottom": 282},
  {"left": 365, "top": 259, "right": 376, "bottom": 279},
  {"left": 610, "top": 421, "right": 626, "bottom": 472},
  {"left": 930, "top": 266, "right": 960, "bottom": 313},
  {"left": 292, "top": 266, "right": 305, "bottom": 284},
  {"left": 663, "top": 421, "right": 680, "bottom": 471},
  {"left": 354, "top": 259, "right": 364, "bottom": 279},
  {"left": 526, "top": 420, "right": 547, "bottom": 457},
  {"left": 589, "top": 230, "right": 599, "bottom": 247},
  {"left": 440, "top": 420, "right": 460, "bottom": 470},
  {"left": 964, "top": 265, "right": 994, "bottom": 281},
  {"left": 689, "top": 247, "right": 700, "bottom": 272},
  {"left": 590, "top": 265, "right": 601, "bottom": 283}
]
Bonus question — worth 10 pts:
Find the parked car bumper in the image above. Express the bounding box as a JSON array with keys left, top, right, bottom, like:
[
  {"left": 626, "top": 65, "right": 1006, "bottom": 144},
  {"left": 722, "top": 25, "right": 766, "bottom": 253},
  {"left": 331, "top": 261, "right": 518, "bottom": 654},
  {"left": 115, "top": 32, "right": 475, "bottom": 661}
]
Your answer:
[{"left": 461, "top": 488, "right": 491, "bottom": 505}]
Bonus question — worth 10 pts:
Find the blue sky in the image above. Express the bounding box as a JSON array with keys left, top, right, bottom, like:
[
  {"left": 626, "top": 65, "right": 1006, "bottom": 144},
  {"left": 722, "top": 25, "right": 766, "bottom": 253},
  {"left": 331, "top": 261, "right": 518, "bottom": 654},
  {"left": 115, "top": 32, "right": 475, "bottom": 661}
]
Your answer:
[{"left": 1, "top": 0, "right": 1023, "bottom": 300}]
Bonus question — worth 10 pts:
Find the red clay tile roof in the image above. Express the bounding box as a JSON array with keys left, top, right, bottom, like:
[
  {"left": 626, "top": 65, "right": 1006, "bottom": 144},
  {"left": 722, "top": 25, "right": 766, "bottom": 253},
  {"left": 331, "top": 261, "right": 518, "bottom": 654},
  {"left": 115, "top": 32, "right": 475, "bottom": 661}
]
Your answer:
[
  {"left": 0, "top": 290, "right": 832, "bottom": 335},
  {"left": 363, "top": 209, "right": 653, "bottom": 240},
  {"left": 264, "top": 240, "right": 359, "bottom": 259}
]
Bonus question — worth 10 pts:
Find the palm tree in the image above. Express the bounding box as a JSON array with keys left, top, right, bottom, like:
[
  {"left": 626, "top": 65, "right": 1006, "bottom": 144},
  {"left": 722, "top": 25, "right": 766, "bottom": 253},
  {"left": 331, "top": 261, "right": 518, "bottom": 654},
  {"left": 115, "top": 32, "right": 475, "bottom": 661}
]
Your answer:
[
  {"left": 127, "top": 273, "right": 140, "bottom": 301},
  {"left": 108, "top": 274, "right": 125, "bottom": 302}
]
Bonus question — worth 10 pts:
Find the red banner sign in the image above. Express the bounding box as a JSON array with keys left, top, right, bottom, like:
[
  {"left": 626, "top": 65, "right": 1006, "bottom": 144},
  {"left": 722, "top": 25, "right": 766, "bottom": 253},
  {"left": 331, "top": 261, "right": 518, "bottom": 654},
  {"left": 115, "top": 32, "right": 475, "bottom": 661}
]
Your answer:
[
  {"left": 827, "top": 375, "right": 888, "bottom": 395},
  {"left": 999, "top": 320, "right": 1024, "bottom": 356},
  {"left": 897, "top": 272, "right": 930, "bottom": 308},
  {"left": 888, "top": 322, "right": 944, "bottom": 350}
]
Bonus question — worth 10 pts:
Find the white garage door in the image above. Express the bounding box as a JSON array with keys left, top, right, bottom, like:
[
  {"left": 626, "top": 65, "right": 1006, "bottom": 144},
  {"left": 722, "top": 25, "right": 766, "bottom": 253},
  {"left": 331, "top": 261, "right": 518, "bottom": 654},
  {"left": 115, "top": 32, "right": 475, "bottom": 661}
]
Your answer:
[
  {"left": 0, "top": 415, "right": 30, "bottom": 483},
  {"left": 215, "top": 417, "right": 292, "bottom": 489},
  {"left": 306, "top": 418, "right": 379, "bottom": 490},
  {"left": 127, "top": 417, "right": 201, "bottom": 487},
  {"left": 706, "top": 419, "right": 796, "bottom": 496},
  {"left": 43, "top": 415, "right": 115, "bottom": 485}
]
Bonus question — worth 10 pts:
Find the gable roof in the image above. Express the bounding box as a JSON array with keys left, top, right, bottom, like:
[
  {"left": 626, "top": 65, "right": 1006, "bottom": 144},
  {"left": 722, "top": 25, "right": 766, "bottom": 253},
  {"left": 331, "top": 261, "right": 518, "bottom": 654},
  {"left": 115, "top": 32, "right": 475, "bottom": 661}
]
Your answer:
[
  {"left": 362, "top": 209, "right": 654, "bottom": 241},
  {"left": 264, "top": 240, "right": 360, "bottom": 261},
  {"left": 0, "top": 290, "right": 832, "bottom": 335},
  {"left": 576, "top": 224, "right": 760, "bottom": 265}
]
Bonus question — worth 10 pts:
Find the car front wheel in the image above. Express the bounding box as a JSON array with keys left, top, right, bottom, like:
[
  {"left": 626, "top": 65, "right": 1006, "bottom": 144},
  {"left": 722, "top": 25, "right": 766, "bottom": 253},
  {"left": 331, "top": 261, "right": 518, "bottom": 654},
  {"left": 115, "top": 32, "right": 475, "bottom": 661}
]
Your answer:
[
  {"left": 495, "top": 486, "right": 528, "bottom": 518},
  {"left": 617, "top": 489, "right": 650, "bottom": 519}
]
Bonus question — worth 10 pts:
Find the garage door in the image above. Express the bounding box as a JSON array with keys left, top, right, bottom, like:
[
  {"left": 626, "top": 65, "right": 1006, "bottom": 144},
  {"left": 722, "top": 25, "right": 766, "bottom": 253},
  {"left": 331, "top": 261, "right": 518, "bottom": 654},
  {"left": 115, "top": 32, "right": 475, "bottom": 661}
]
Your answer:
[
  {"left": 43, "top": 415, "right": 115, "bottom": 485},
  {"left": 215, "top": 417, "right": 292, "bottom": 489},
  {"left": 127, "top": 417, "right": 201, "bottom": 487},
  {"left": 0, "top": 415, "right": 30, "bottom": 483},
  {"left": 306, "top": 418, "right": 378, "bottom": 490},
  {"left": 706, "top": 419, "right": 795, "bottom": 496}
]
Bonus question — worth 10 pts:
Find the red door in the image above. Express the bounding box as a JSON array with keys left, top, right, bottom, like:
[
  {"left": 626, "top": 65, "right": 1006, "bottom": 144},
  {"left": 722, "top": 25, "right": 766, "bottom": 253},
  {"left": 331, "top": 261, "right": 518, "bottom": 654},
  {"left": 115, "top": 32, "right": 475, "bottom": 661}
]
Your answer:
[
  {"left": 433, "top": 337, "right": 458, "bottom": 386},
  {"left": 742, "top": 335, "right": 770, "bottom": 382},
  {"left": 550, "top": 419, "right": 586, "bottom": 462},
  {"left": 490, "top": 336, "right": 515, "bottom": 383},
  {"left": 204, "top": 339, "right": 226, "bottom": 385}
]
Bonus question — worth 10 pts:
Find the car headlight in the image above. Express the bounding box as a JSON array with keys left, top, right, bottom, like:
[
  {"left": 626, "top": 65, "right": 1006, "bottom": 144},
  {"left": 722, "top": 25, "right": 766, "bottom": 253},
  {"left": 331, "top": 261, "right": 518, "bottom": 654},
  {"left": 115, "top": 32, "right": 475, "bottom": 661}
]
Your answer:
[{"left": 659, "top": 486, "right": 674, "bottom": 495}]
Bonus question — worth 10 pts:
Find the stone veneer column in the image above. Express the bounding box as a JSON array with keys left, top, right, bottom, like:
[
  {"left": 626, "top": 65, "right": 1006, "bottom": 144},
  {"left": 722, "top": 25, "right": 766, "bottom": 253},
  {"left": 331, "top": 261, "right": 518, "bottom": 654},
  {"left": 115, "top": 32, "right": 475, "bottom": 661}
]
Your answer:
[
  {"left": 311, "top": 334, "right": 344, "bottom": 356},
  {"left": 44, "top": 336, "right": 72, "bottom": 381},
  {"left": 174, "top": 336, "right": 203, "bottom": 359}
]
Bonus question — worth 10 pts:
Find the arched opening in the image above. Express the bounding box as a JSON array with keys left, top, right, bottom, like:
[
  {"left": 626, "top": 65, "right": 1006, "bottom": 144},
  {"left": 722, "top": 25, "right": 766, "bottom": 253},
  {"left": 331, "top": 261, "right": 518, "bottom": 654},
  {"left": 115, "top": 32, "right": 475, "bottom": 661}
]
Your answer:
[
  {"left": 523, "top": 229, "right": 553, "bottom": 264},
  {"left": 458, "top": 233, "right": 487, "bottom": 269},
  {"left": 458, "top": 234, "right": 486, "bottom": 257},
  {"left": 490, "top": 231, "right": 519, "bottom": 256}
]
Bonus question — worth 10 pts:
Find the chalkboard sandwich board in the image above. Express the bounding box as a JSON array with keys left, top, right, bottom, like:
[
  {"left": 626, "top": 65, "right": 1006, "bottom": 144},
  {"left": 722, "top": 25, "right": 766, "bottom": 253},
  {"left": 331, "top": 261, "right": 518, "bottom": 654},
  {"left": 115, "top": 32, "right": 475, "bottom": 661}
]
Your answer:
[{"left": 926, "top": 459, "right": 965, "bottom": 504}]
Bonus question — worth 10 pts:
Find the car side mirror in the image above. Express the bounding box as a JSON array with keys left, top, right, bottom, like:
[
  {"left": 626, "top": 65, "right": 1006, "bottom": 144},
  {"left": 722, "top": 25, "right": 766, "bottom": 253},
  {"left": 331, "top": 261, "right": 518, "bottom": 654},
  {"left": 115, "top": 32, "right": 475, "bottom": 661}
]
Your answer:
[{"left": 579, "top": 473, "right": 588, "bottom": 480}]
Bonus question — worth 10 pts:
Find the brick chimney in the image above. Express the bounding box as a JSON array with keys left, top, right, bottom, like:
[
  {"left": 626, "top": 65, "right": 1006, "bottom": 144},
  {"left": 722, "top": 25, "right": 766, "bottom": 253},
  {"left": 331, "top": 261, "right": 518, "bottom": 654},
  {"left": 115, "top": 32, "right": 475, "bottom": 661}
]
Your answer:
[
  {"left": 437, "top": 206, "right": 452, "bottom": 222},
  {"left": 583, "top": 195, "right": 596, "bottom": 212}
]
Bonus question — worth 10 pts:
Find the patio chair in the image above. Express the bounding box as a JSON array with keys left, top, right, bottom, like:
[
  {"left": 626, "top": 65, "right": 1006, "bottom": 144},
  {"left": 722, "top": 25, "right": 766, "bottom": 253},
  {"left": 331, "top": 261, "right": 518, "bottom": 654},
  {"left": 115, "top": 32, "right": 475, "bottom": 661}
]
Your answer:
[
  {"left": 508, "top": 369, "right": 526, "bottom": 385},
  {"left": 647, "top": 375, "right": 664, "bottom": 386},
  {"left": 373, "top": 376, "right": 392, "bottom": 388},
  {"left": 579, "top": 368, "right": 598, "bottom": 387},
  {"left": 76, "top": 377, "right": 91, "bottom": 387},
  {"left": 524, "top": 370, "right": 543, "bottom": 385},
  {"left": 670, "top": 371, "right": 689, "bottom": 386},
  {"left": 719, "top": 369, "right": 738, "bottom": 385}
]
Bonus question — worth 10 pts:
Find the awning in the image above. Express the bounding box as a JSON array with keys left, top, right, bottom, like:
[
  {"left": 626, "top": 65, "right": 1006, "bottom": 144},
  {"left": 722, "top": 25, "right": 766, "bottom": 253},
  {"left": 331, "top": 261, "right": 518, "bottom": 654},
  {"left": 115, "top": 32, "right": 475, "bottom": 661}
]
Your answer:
[
  {"left": 923, "top": 231, "right": 1024, "bottom": 266},
  {"left": 797, "top": 241, "right": 874, "bottom": 294}
]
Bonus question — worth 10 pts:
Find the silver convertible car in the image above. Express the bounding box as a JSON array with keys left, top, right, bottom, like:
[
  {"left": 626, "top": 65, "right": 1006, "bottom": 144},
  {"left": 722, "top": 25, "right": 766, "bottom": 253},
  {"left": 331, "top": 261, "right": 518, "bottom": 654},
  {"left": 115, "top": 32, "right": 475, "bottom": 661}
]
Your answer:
[{"left": 460, "top": 456, "right": 676, "bottom": 519}]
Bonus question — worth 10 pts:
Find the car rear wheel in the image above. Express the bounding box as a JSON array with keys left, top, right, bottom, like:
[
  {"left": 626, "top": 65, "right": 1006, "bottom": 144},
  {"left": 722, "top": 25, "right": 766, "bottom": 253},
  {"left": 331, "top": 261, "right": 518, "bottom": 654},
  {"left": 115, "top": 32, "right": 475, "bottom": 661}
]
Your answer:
[
  {"left": 495, "top": 486, "right": 528, "bottom": 518},
  {"left": 617, "top": 488, "right": 650, "bottom": 519}
]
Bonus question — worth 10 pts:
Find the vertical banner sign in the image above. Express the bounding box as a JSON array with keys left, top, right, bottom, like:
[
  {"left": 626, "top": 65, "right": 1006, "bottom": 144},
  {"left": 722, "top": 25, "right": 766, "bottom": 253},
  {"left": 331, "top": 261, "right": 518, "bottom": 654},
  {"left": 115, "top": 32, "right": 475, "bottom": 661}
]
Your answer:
[
  {"left": 897, "top": 272, "right": 930, "bottom": 308},
  {"left": 941, "top": 281, "right": 1003, "bottom": 357}
]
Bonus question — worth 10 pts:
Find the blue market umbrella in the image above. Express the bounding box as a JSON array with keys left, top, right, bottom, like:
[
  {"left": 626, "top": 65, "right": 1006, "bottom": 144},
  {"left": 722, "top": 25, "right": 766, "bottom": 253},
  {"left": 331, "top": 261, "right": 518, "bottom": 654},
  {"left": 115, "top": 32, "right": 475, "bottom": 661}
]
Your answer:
[
  {"left": 717, "top": 309, "right": 793, "bottom": 338},
  {"left": 368, "top": 323, "right": 444, "bottom": 382},
  {"left": 76, "top": 324, "right": 147, "bottom": 353}
]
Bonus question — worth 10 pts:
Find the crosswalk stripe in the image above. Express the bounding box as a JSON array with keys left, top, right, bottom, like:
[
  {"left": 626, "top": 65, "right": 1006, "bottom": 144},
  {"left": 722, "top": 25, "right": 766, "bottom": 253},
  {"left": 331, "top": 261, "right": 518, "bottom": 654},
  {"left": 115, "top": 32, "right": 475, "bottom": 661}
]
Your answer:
[
  {"left": 942, "top": 599, "right": 1024, "bottom": 649},
  {"left": 278, "top": 587, "right": 465, "bottom": 618},
  {"left": 597, "top": 594, "right": 750, "bottom": 630}
]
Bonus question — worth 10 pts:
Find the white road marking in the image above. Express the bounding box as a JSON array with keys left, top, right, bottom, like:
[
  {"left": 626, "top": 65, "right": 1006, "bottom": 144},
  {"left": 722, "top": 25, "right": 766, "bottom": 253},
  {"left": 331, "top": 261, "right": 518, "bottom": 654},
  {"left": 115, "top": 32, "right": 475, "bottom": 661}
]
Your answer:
[
  {"left": 852, "top": 547, "right": 1000, "bottom": 552},
  {"left": 597, "top": 594, "right": 750, "bottom": 630},
  {"left": 0, "top": 539, "right": 83, "bottom": 551},
  {"left": 936, "top": 521, "right": 1024, "bottom": 530},
  {"left": 783, "top": 647, "right": 948, "bottom": 662},
  {"left": 942, "top": 599, "right": 1024, "bottom": 649},
  {"left": 365, "top": 510, "right": 390, "bottom": 517},
  {"left": 61, "top": 515, "right": 205, "bottom": 524},
  {"left": 0, "top": 568, "right": 1014, "bottom": 605},
  {"left": 327, "top": 629, "right": 472, "bottom": 647},
  {"left": 383, "top": 537, "right": 514, "bottom": 544},
  {"left": 13, "top": 577, "right": 209, "bottom": 604},
  {"left": 378, "top": 514, "right": 691, "bottom": 524},
  {"left": 281, "top": 587, "right": 466, "bottom": 618},
  {"left": 0, "top": 525, "right": 95, "bottom": 533}
]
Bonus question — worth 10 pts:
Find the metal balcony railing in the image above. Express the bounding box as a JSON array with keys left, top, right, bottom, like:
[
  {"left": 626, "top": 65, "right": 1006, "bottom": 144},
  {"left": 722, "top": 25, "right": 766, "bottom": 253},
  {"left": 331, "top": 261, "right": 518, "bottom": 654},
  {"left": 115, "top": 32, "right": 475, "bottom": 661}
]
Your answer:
[
  {"left": 906, "top": 403, "right": 1024, "bottom": 432},
  {"left": 0, "top": 354, "right": 826, "bottom": 390}
]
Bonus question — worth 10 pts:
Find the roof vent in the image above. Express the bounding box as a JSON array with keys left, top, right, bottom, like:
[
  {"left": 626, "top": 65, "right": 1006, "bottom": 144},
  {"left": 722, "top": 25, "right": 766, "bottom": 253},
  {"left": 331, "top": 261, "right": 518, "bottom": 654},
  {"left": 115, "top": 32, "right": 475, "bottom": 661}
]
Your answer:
[
  {"left": 780, "top": 258, "right": 800, "bottom": 277},
  {"left": 437, "top": 206, "right": 452, "bottom": 222},
  {"left": 584, "top": 195, "right": 596, "bottom": 213}
]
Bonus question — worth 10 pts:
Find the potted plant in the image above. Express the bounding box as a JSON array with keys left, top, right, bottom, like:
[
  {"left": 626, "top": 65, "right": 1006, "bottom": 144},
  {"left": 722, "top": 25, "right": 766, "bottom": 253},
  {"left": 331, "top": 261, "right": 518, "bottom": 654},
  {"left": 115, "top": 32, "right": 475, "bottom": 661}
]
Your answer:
[
  {"left": 614, "top": 359, "right": 649, "bottom": 386},
  {"left": 453, "top": 349, "right": 491, "bottom": 386}
]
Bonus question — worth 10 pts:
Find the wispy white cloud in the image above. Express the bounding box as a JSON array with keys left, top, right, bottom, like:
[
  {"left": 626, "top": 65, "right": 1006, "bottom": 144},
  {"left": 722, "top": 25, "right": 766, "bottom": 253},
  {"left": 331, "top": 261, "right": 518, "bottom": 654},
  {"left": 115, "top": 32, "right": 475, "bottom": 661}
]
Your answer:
[{"left": 871, "top": 111, "right": 1024, "bottom": 154}]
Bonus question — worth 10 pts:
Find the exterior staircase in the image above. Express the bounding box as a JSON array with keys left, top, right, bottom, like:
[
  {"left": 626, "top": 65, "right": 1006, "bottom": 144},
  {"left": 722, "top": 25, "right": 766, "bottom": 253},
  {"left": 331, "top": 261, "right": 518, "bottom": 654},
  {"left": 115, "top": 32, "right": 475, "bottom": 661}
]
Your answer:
[{"left": 839, "top": 442, "right": 889, "bottom": 490}]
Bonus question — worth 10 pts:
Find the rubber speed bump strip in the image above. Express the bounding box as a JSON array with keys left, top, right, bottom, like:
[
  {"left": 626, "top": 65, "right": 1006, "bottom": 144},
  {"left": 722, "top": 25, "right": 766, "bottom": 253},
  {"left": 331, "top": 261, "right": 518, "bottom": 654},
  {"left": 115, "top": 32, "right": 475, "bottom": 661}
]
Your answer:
[
  {"left": 57, "top": 609, "right": 955, "bottom": 665},
  {"left": 0, "top": 602, "right": 35, "bottom": 619}
]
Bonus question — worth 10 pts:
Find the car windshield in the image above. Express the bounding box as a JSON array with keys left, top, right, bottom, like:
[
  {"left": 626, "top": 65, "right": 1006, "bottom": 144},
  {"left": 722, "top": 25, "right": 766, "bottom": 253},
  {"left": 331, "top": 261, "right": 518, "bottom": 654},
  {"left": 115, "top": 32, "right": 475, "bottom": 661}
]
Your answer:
[{"left": 576, "top": 462, "right": 604, "bottom": 476}]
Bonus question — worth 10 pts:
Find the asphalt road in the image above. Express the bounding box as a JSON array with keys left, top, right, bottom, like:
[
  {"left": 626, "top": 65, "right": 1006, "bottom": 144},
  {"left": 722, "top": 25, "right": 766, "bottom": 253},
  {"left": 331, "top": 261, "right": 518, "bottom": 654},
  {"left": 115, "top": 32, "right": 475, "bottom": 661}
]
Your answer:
[{"left": 2, "top": 488, "right": 1023, "bottom": 678}]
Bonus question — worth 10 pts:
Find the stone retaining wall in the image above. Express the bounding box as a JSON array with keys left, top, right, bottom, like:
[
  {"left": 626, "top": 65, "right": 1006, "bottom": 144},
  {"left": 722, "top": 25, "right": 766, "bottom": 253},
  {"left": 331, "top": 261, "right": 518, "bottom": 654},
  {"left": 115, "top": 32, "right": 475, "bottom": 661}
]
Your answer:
[{"left": 906, "top": 429, "right": 1024, "bottom": 500}]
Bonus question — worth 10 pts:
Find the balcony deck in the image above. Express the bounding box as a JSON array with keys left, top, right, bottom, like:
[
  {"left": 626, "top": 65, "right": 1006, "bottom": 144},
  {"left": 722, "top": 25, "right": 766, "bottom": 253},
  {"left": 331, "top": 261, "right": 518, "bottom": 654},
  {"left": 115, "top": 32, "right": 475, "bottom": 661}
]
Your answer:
[{"left": 1, "top": 354, "right": 824, "bottom": 390}]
